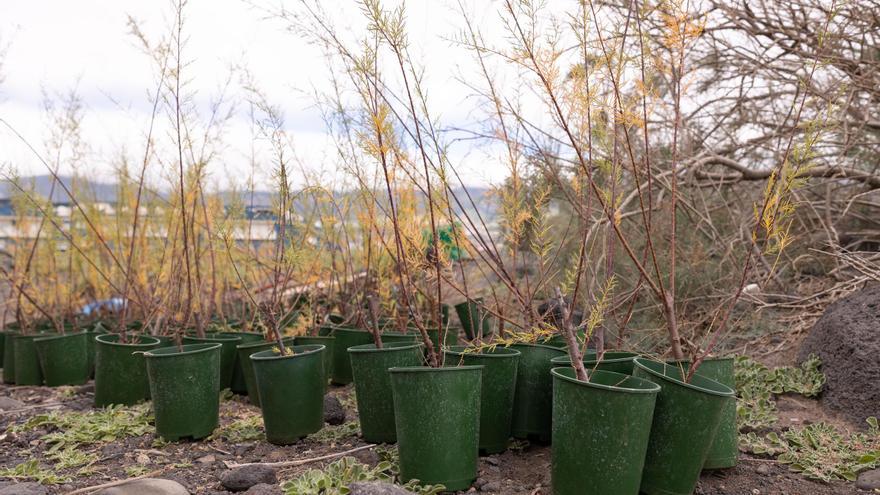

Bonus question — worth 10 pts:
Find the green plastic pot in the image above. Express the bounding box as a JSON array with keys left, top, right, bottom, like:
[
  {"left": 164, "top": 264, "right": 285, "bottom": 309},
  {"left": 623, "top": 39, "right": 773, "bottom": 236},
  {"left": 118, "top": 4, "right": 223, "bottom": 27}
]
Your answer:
[
  {"left": 632, "top": 358, "right": 735, "bottom": 495},
  {"left": 550, "top": 351, "right": 639, "bottom": 375},
  {"left": 294, "top": 335, "right": 335, "bottom": 390},
  {"left": 219, "top": 331, "right": 265, "bottom": 394},
  {"left": 380, "top": 331, "right": 420, "bottom": 345},
  {"left": 454, "top": 298, "right": 492, "bottom": 340},
  {"left": 94, "top": 334, "right": 161, "bottom": 407},
  {"left": 35, "top": 333, "right": 90, "bottom": 386},
  {"left": 14, "top": 333, "right": 56, "bottom": 386},
  {"left": 424, "top": 326, "right": 459, "bottom": 350},
  {"left": 445, "top": 345, "right": 520, "bottom": 454},
  {"left": 183, "top": 333, "right": 242, "bottom": 391},
  {"left": 667, "top": 357, "right": 737, "bottom": 469},
  {"left": 0, "top": 330, "right": 4, "bottom": 368},
  {"left": 2, "top": 331, "right": 19, "bottom": 384},
  {"left": 510, "top": 343, "right": 566, "bottom": 441},
  {"left": 251, "top": 344, "right": 326, "bottom": 445},
  {"left": 349, "top": 342, "right": 425, "bottom": 443},
  {"left": 551, "top": 367, "right": 660, "bottom": 495},
  {"left": 144, "top": 343, "right": 222, "bottom": 441},
  {"left": 328, "top": 327, "right": 375, "bottom": 385},
  {"left": 390, "top": 365, "right": 483, "bottom": 491},
  {"left": 236, "top": 338, "right": 295, "bottom": 406}
]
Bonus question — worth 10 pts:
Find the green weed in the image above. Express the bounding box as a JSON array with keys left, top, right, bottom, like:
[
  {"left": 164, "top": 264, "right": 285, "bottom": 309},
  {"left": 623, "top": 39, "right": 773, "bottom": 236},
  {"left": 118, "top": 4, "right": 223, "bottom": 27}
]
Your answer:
[
  {"left": 740, "top": 417, "right": 880, "bottom": 482},
  {"left": 307, "top": 421, "right": 360, "bottom": 443},
  {"left": 209, "top": 415, "right": 264, "bottom": 443},
  {"left": 281, "top": 456, "right": 444, "bottom": 495},
  {"left": 735, "top": 354, "right": 824, "bottom": 429},
  {"left": 0, "top": 460, "right": 70, "bottom": 484}
]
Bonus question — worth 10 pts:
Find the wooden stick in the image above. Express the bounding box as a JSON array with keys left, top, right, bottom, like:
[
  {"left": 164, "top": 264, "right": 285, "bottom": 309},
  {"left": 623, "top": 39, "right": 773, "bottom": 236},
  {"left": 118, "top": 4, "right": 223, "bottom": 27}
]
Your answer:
[
  {"left": 67, "top": 469, "right": 165, "bottom": 495},
  {"left": 223, "top": 444, "right": 376, "bottom": 469}
]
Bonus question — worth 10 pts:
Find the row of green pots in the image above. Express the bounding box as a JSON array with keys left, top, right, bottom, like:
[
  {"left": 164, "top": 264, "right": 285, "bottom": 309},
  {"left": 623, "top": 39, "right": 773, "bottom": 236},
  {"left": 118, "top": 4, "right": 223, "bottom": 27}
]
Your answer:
[{"left": 2, "top": 330, "right": 105, "bottom": 387}]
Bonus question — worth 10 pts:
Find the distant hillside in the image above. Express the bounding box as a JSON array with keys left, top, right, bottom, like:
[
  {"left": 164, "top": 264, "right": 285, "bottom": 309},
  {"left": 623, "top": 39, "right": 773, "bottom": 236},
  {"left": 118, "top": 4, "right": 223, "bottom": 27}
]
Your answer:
[{"left": 0, "top": 175, "right": 498, "bottom": 221}]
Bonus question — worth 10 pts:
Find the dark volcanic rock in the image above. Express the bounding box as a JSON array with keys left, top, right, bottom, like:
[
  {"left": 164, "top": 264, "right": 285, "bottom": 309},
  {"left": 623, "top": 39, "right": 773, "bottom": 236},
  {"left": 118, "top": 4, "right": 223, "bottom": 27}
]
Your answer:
[
  {"left": 323, "top": 395, "right": 346, "bottom": 425},
  {"left": 798, "top": 284, "right": 880, "bottom": 425},
  {"left": 220, "top": 465, "right": 278, "bottom": 492}
]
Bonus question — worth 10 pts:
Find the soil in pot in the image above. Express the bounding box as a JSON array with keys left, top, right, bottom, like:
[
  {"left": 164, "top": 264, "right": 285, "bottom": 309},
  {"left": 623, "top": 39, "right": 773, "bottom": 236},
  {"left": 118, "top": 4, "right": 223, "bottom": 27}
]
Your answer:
[
  {"left": 219, "top": 331, "right": 264, "bottom": 394},
  {"left": 390, "top": 365, "right": 483, "bottom": 491},
  {"left": 328, "top": 327, "right": 374, "bottom": 385},
  {"left": 183, "top": 333, "right": 242, "bottom": 391},
  {"left": 632, "top": 357, "right": 735, "bottom": 495},
  {"left": 144, "top": 343, "right": 222, "bottom": 441},
  {"left": 35, "top": 332, "right": 90, "bottom": 386},
  {"left": 94, "top": 334, "right": 161, "bottom": 407},
  {"left": 251, "top": 344, "right": 326, "bottom": 445},
  {"left": 14, "top": 333, "right": 57, "bottom": 386},
  {"left": 2, "top": 331, "right": 20, "bottom": 384},
  {"left": 550, "top": 351, "right": 640, "bottom": 375},
  {"left": 551, "top": 367, "right": 660, "bottom": 495},
  {"left": 294, "top": 335, "right": 335, "bottom": 390},
  {"left": 510, "top": 343, "right": 566, "bottom": 442},
  {"left": 349, "top": 342, "right": 425, "bottom": 443},
  {"left": 667, "top": 357, "right": 738, "bottom": 470},
  {"left": 445, "top": 345, "right": 520, "bottom": 454}
]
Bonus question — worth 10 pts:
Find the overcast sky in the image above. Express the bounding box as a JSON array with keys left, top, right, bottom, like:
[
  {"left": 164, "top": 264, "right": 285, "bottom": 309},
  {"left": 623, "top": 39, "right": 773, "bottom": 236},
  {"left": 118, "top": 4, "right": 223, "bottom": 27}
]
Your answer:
[{"left": 0, "top": 1, "right": 514, "bottom": 190}]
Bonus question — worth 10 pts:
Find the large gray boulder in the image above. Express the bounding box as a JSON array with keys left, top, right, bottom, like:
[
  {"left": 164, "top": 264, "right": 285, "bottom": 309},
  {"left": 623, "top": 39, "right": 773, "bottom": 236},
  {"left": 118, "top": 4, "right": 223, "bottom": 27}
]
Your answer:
[
  {"left": 94, "top": 478, "right": 189, "bottom": 495},
  {"left": 798, "top": 284, "right": 880, "bottom": 425}
]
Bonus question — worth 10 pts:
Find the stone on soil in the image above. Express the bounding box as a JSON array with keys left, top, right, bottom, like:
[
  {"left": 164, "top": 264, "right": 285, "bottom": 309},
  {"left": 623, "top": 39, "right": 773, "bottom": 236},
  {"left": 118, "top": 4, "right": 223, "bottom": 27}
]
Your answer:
[
  {"left": 0, "top": 397, "right": 24, "bottom": 411},
  {"left": 798, "top": 284, "right": 880, "bottom": 424},
  {"left": 243, "top": 484, "right": 283, "bottom": 495},
  {"left": 220, "top": 465, "right": 278, "bottom": 492},
  {"left": 0, "top": 482, "right": 48, "bottom": 495},
  {"left": 323, "top": 395, "right": 346, "bottom": 425},
  {"left": 93, "top": 478, "right": 189, "bottom": 495},
  {"left": 348, "top": 482, "right": 413, "bottom": 494},
  {"left": 857, "top": 468, "right": 880, "bottom": 491}
]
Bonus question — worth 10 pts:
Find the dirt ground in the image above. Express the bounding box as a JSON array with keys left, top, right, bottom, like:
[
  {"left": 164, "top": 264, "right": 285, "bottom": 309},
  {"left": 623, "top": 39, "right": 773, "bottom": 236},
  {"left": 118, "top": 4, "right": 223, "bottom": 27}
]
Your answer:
[{"left": 0, "top": 379, "right": 867, "bottom": 495}]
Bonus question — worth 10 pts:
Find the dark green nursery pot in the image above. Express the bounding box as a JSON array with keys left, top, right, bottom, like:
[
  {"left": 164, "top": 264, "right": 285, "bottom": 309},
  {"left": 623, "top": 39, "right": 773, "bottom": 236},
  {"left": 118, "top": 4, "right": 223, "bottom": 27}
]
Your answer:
[
  {"left": 144, "top": 343, "right": 222, "bottom": 441},
  {"left": 349, "top": 342, "right": 424, "bottom": 443},
  {"left": 219, "top": 331, "right": 265, "bottom": 394},
  {"left": 183, "top": 333, "right": 242, "bottom": 391},
  {"left": 14, "top": 333, "right": 56, "bottom": 386},
  {"left": 35, "top": 332, "right": 89, "bottom": 386},
  {"left": 236, "top": 337, "right": 295, "bottom": 406},
  {"left": 667, "top": 357, "right": 738, "bottom": 469},
  {"left": 94, "top": 334, "right": 161, "bottom": 407},
  {"left": 251, "top": 344, "right": 326, "bottom": 445},
  {"left": 550, "top": 351, "right": 639, "bottom": 375},
  {"left": 454, "top": 298, "right": 493, "bottom": 340},
  {"left": 444, "top": 345, "right": 520, "bottom": 454},
  {"left": 328, "top": 327, "right": 374, "bottom": 385},
  {"left": 632, "top": 358, "right": 735, "bottom": 495},
  {"left": 390, "top": 365, "right": 483, "bottom": 491},
  {"left": 510, "top": 343, "right": 565, "bottom": 442},
  {"left": 294, "top": 335, "right": 335, "bottom": 389},
  {"left": 551, "top": 367, "right": 659, "bottom": 495},
  {"left": 2, "top": 331, "right": 20, "bottom": 384}
]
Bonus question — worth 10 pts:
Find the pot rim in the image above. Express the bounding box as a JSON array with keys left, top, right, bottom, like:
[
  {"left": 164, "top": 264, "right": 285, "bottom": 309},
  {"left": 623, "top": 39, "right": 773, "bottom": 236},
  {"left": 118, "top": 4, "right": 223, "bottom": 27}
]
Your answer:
[
  {"left": 389, "top": 364, "right": 484, "bottom": 374},
  {"left": 14, "top": 332, "right": 58, "bottom": 341},
  {"left": 217, "top": 331, "right": 264, "bottom": 338},
  {"left": 443, "top": 345, "right": 521, "bottom": 358},
  {"left": 666, "top": 356, "right": 735, "bottom": 365},
  {"left": 144, "top": 342, "right": 222, "bottom": 358},
  {"left": 550, "top": 351, "right": 639, "bottom": 365},
  {"left": 348, "top": 341, "right": 423, "bottom": 354},
  {"left": 551, "top": 366, "right": 661, "bottom": 394},
  {"left": 250, "top": 344, "right": 325, "bottom": 361},
  {"left": 183, "top": 334, "right": 243, "bottom": 343},
  {"left": 509, "top": 342, "right": 567, "bottom": 353},
  {"left": 236, "top": 337, "right": 294, "bottom": 350},
  {"left": 633, "top": 357, "right": 735, "bottom": 397},
  {"left": 95, "top": 333, "right": 161, "bottom": 348},
  {"left": 294, "top": 335, "right": 336, "bottom": 341},
  {"left": 327, "top": 326, "right": 368, "bottom": 334},
  {"left": 33, "top": 332, "right": 87, "bottom": 344}
]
